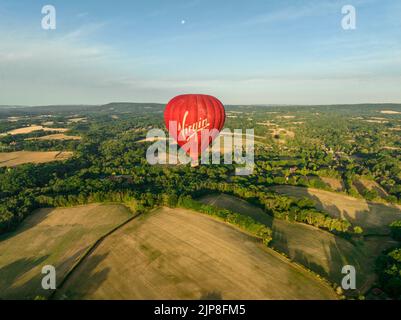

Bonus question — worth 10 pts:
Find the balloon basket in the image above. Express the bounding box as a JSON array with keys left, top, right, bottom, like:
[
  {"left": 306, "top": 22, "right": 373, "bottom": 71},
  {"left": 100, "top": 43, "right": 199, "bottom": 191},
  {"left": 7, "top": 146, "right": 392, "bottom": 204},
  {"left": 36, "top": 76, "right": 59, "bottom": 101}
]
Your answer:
[{"left": 191, "top": 160, "right": 199, "bottom": 168}]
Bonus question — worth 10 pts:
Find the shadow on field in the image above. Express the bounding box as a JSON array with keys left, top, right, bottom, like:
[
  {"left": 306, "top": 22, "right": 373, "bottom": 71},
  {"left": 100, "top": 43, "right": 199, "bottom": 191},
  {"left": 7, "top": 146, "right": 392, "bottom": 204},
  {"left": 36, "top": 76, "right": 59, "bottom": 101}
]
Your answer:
[
  {"left": 199, "top": 193, "right": 273, "bottom": 229},
  {"left": 293, "top": 249, "right": 329, "bottom": 277},
  {"left": 198, "top": 191, "right": 401, "bottom": 296},
  {"left": 272, "top": 187, "right": 401, "bottom": 294},
  {"left": 0, "top": 208, "right": 54, "bottom": 242},
  {"left": 0, "top": 248, "right": 91, "bottom": 300},
  {"left": 293, "top": 245, "right": 342, "bottom": 284},
  {"left": 199, "top": 192, "right": 377, "bottom": 295},
  {"left": 200, "top": 290, "right": 223, "bottom": 300},
  {"left": 271, "top": 227, "right": 345, "bottom": 285},
  {"left": 0, "top": 255, "right": 49, "bottom": 300},
  {"left": 54, "top": 252, "right": 110, "bottom": 300},
  {"left": 344, "top": 204, "right": 399, "bottom": 235},
  {"left": 276, "top": 185, "right": 401, "bottom": 233}
]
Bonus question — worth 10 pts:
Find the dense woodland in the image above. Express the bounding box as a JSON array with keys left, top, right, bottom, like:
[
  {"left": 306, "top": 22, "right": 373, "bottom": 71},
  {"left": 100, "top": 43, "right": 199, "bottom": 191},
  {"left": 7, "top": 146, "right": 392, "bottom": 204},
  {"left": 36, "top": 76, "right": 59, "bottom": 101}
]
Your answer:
[{"left": 375, "top": 221, "right": 401, "bottom": 299}]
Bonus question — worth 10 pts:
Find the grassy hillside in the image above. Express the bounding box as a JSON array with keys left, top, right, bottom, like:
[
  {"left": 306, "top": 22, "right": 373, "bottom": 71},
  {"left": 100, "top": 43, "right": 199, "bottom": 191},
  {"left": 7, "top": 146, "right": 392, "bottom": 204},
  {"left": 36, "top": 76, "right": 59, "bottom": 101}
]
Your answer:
[
  {"left": 0, "top": 204, "right": 133, "bottom": 299},
  {"left": 54, "top": 207, "right": 337, "bottom": 300}
]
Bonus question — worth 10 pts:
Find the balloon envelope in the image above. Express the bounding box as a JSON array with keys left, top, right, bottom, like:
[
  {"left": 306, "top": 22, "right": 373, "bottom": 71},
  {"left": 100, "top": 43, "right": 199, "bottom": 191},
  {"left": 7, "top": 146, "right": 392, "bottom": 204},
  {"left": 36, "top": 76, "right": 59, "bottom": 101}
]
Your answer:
[{"left": 164, "top": 94, "right": 226, "bottom": 161}]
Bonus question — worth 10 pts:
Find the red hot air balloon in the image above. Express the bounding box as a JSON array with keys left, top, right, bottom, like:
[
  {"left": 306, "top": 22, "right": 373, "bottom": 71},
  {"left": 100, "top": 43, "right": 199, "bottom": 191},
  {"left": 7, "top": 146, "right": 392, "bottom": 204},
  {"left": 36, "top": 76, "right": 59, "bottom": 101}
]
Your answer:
[{"left": 164, "top": 94, "right": 226, "bottom": 162}]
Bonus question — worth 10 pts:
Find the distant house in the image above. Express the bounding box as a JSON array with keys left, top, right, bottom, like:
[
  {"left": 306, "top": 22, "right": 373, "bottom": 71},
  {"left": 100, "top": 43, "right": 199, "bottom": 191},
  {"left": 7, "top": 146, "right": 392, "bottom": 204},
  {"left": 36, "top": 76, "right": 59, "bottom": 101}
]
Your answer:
[
  {"left": 108, "top": 175, "right": 133, "bottom": 183},
  {"left": 371, "top": 288, "right": 383, "bottom": 296}
]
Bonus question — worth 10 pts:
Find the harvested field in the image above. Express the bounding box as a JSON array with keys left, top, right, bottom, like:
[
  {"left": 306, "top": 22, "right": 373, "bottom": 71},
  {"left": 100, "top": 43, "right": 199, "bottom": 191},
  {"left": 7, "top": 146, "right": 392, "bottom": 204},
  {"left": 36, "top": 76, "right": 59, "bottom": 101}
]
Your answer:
[
  {"left": 67, "top": 117, "right": 87, "bottom": 123},
  {"left": 277, "top": 115, "right": 296, "bottom": 119},
  {"left": 257, "top": 121, "right": 277, "bottom": 127},
  {"left": 0, "top": 151, "right": 73, "bottom": 167},
  {"left": 382, "top": 146, "right": 401, "bottom": 151},
  {"left": 321, "top": 177, "right": 344, "bottom": 192},
  {"left": 199, "top": 193, "right": 397, "bottom": 294},
  {"left": 7, "top": 117, "right": 25, "bottom": 122},
  {"left": 380, "top": 110, "right": 401, "bottom": 115},
  {"left": 272, "top": 185, "right": 401, "bottom": 233},
  {"left": 220, "top": 131, "right": 265, "bottom": 139},
  {"left": 0, "top": 126, "right": 69, "bottom": 136},
  {"left": 41, "top": 121, "right": 54, "bottom": 126},
  {"left": 363, "top": 120, "right": 388, "bottom": 124},
  {"left": 354, "top": 178, "right": 388, "bottom": 198},
  {"left": 55, "top": 207, "right": 337, "bottom": 300},
  {"left": 0, "top": 204, "right": 133, "bottom": 299},
  {"left": 26, "top": 134, "right": 81, "bottom": 141},
  {"left": 0, "top": 125, "right": 68, "bottom": 136},
  {"left": 136, "top": 136, "right": 171, "bottom": 143}
]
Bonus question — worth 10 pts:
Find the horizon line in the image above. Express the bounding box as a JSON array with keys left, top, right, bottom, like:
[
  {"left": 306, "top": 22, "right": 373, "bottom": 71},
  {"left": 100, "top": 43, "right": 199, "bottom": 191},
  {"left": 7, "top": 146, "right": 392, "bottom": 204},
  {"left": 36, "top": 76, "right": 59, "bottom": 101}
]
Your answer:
[{"left": 1, "top": 101, "right": 401, "bottom": 108}]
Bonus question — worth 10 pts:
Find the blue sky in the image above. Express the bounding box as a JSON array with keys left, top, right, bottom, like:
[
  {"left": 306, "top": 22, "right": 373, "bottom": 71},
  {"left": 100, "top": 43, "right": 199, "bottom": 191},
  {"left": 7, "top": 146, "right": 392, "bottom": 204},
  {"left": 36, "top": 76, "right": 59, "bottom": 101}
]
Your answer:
[{"left": 0, "top": 0, "right": 400, "bottom": 105}]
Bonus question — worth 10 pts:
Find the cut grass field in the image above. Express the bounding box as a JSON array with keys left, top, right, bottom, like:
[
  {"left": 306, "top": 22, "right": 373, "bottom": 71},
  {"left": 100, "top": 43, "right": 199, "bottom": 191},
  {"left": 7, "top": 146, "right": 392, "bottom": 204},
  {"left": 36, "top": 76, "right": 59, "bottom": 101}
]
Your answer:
[
  {"left": 55, "top": 207, "right": 337, "bottom": 300},
  {"left": 0, "top": 204, "right": 133, "bottom": 299},
  {"left": 353, "top": 178, "right": 388, "bottom": 198},
  {"left": 0, "top": 151, "right": 73, "bottom": 167},
  {"left": 0, "top": 125, "right": 68, "bottom": 136},
  {"left": 320, "top": 177, "right": 344, "bottom": 192},
  {"left": 199, "top": 193, "right": 398, "bottom": 294},
  {"left": 272, "top": 185, "right": 401, "bottom": 234},
  {"left": 25, "top": 133, "right": 81, "bottom": 141}
]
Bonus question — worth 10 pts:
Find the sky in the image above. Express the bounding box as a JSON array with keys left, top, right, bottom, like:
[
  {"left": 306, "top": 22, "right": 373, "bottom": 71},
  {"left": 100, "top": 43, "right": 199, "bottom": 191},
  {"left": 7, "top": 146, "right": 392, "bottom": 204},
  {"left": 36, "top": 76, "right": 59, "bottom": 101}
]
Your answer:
[{"left": 0, "top": 0, "right": 400, "bottom": 105}]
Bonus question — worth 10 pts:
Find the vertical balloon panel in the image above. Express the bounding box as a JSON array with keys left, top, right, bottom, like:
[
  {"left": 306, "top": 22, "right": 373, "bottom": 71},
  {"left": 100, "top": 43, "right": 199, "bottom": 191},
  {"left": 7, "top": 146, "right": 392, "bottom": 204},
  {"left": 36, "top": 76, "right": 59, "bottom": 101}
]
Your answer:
[{"left": 164, "top": 94, "right": 226, "bottom": 162}]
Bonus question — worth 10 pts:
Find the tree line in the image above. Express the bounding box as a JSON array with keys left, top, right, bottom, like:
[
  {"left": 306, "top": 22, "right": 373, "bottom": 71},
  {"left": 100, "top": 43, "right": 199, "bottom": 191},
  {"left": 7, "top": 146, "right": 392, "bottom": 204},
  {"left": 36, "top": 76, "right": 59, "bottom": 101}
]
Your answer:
[{"left": 375, "top": 220, "right": 401, "bottom": 299}]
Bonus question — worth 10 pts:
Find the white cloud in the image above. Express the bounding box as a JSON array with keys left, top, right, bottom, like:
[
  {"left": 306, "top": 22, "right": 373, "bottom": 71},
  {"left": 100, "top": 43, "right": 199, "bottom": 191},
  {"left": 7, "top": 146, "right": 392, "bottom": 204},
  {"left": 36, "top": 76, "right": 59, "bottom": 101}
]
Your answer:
[
  {"left": 0, "top": 52, "right": 33, "bottom": 62},
  {"left": 242, "top": 1, "right": 337, "bottom": 26},
  {"left": 62, "top": 22, "right": 107, "bottom": 41},
  {"left": 76, "top": 12, "right": 89, "bottom": 19}
]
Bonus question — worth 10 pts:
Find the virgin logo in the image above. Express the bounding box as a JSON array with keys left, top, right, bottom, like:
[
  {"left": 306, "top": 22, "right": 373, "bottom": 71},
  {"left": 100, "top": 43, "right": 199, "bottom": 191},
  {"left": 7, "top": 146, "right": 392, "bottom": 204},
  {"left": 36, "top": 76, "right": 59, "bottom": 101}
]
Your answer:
[{"left": 178, "top": 111, "right": 210, "bottom": 141}]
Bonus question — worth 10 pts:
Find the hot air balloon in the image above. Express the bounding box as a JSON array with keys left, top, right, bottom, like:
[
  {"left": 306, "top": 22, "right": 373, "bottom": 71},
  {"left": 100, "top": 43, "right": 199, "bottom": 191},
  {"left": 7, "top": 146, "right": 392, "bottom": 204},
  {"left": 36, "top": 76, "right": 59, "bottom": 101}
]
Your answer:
[{"left": 164, "top": 94, "right": 226, "bottom": 163}]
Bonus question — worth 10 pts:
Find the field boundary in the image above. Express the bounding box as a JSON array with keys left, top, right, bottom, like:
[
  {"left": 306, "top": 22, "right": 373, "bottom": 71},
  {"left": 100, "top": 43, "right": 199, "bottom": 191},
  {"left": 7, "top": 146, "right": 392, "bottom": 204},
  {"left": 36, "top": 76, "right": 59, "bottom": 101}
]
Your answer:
[
  {"left": 271, "top": 184, "right": 401, "bottom": 207},
  {"left": 49, "top": 208, "right": 145, "bottom": 300},
  {"left": 190, "top": 198, "right": 342, "bottom": 297},
  {"left": 168, "top": 205, "right": 340, "bottom": 299}
]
